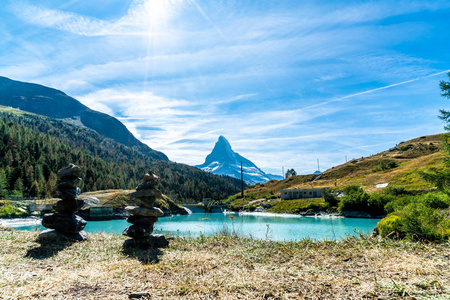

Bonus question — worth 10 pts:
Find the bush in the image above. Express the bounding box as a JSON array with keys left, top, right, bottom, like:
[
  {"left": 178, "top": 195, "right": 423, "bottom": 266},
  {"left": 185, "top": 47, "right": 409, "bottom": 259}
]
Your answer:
[
  {"left": 323, "top": 189, "right": 338, "bottom": 207},
  {"left": 384, "top": 186, "right": 407, "bottom": 196},
  {"left": 367, "top": 193, "right": 393, "bottom": 216},
  {"left": 376, "top": 193, "right": 450, "bottom": 242},
  {"left": 338, "top": 186, "right": 370, "bottom": 212},
  {"left": 376, "top": 213, "right": 403, "bottom": 237},
  {"left": 419, "top": 192, "right": 450, "bottom": 209},
  {"left": 400, "top": 144, "right": 413, "bottom": 151},
  {"left": 0, "top": 201, "right": 29, "bottom": 218},
  {"left": 373, "top": 161, "right": 398, "bottom": 172},
  {"left": 387, "top": 161, "right": 398, "bottom": 169}
]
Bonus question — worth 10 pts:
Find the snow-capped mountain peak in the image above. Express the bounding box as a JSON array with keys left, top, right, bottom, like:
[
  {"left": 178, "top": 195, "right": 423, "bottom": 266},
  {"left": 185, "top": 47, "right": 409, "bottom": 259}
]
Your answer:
[{"left": 196, "top": 136, "right": 283, "bottom": 184}]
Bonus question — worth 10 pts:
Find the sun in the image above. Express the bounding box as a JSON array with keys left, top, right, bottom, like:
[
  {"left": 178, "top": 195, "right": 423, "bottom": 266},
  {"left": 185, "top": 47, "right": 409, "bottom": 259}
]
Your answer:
[{"left": 142, "top": 0, "right": 177, "bottom": 30}]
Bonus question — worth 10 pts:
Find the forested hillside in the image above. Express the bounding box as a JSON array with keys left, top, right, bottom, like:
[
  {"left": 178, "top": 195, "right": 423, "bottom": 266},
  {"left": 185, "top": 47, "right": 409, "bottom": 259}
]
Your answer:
[
  {"left": 0, "top": 76, "right": 167, "bottom": 161},
  {"left": 0, "top": 108, "right": 241, "bottom": 203}
]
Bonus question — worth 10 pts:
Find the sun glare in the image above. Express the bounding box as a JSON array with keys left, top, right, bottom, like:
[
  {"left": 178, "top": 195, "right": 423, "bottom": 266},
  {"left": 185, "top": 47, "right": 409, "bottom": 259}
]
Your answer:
[{"left": 142, "top": 0, "right": 177, "bottom": 30}]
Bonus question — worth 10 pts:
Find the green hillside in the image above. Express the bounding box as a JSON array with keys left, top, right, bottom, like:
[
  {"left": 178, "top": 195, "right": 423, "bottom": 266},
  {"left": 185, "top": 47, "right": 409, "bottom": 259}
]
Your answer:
[
  {"left": 0, "top": 106, "right": 240, "bottom": 203},
  {"left": 227, "top": 134, "right": 445, "bottom": 210}
]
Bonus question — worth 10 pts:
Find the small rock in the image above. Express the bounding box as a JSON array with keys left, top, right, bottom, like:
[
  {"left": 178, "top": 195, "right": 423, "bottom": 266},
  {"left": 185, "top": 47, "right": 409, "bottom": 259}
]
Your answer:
[
  {"left": 129, "top": 292, "right": 150, "bottom": 299},
  {"left": 38, "top": 229, "right": 88, "bottom": 242},
  {"left": 148, "top": 234, "right": 169, "bottom": 248},
  {"left": 143, "top": 172, "right": 159, "bottom": 183}
]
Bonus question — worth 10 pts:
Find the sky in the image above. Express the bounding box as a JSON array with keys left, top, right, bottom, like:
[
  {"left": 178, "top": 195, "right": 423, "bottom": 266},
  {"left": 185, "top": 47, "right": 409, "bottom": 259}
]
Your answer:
[{"left": 1, "top": 0, "right": 450, "bottom": 176}]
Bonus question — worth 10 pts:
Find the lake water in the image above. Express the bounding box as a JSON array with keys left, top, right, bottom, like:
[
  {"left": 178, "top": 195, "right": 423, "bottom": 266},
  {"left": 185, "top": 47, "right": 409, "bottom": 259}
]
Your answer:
[{"left": 1, "top": 213, "right": 381, "bottom": 241}]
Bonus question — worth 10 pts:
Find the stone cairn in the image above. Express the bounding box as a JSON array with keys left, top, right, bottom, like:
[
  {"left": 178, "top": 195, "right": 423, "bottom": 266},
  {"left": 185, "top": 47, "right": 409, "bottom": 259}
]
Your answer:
[
  {"left": 39, "top": 164, "right": 87, "bottom": 241},
  {"left": 123, "top": 172, "right": 169, "bottom": 248}
]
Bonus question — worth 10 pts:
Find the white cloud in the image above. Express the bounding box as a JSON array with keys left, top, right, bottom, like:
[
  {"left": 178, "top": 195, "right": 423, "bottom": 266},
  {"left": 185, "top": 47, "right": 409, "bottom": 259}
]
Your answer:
[{"left": 3, "top": 0, "right": 449, "bottom": 175}]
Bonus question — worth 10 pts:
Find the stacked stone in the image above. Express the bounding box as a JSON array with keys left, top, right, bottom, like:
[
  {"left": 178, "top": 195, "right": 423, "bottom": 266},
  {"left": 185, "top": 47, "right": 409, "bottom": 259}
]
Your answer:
[
  {"left": 39, "top": 164, "right": 87, "bottom": 241},
  {"left": 123, "top": 172, "right": 169, "bottom": 248}
]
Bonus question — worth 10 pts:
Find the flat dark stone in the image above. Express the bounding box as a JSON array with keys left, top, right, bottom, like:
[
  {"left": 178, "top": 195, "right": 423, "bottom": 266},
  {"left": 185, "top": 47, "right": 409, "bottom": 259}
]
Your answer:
[
  {"left": 136, "top": 180, "right": 157, "bottom": 190},
  {"left": 125, "top": 206, "right": 164, "bottom": 217},
  {"left": 55, "top": 199, "right": 84, "bottom": 213},
  {"left": 57, "top": 164, "right": 81, "bottom": 180},
  {"left": 56, "top": 177, "right": 82, "bottom": 189},
  {"left": 42, "top": 213, "right": 87, "bottom": 234},
  {"left": 129, "top": 292, "right": 150, "bottom": 299},
  {"left": 53, "top": 188, "right": 80, "bottom": 200},
  {"left": 38, "top": 229, "right": 88, "bottom": 242},
  {"left": 123, "top": 234, "right": 169, "bottom": 249},
  {"left": 127, "top": 215, "right": 158, "bottom": 225},
  {"left": 123, "top": 224, "right": 154, "bottom": 238},
  {"left": 148, "top": 234, "right": 169, "bottom": 248},
  {"left": 133, "top": 196, "right": 156, "bottom": 208}
]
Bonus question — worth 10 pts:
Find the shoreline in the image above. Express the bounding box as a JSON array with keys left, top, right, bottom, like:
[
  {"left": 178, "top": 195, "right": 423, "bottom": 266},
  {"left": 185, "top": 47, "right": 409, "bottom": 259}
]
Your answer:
[
  {"left": 223, "top": 209, "right": 384, "bottom": 219},
  {"left": 224, "top": 210, "right": 344, "bottom": 218}
]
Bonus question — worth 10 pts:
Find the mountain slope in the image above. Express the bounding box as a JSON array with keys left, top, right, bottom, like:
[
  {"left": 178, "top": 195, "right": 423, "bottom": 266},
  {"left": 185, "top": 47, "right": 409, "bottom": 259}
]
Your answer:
[
  {"left": 0, "top": 76, "right": 167, "bottom": 161},
  {"left": 234, "top": 134, "right": 445, "bottom": 200},
  {"left": 0, "top": 107, "right": 240, "bottom": 203},
  {"left": 196, "top": 136, "right": 283, "bottom": 184}
]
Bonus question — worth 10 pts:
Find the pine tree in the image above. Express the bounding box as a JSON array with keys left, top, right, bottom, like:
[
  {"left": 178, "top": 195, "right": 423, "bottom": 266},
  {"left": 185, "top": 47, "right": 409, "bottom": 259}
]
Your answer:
[{"left": 421, "top": 72, "right": 450, "bottom": 189}]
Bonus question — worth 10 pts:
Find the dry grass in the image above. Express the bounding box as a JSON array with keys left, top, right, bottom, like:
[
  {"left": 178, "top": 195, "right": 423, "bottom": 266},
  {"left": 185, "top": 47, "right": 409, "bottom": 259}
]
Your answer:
[
  {"left": 79, "top": 190, "right": 134, "bottom": 204},
  {"left": 0, "top": 228, "right": 449, "bottom": 299},
  {"left": 240, "top": 134, "right": 445, "bottom": 203}
]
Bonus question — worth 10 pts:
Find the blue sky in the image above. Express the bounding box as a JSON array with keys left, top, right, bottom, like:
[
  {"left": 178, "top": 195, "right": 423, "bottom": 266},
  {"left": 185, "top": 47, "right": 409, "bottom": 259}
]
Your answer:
[{"left": 1, "top": 0, "right": 450, "bottom": 175}]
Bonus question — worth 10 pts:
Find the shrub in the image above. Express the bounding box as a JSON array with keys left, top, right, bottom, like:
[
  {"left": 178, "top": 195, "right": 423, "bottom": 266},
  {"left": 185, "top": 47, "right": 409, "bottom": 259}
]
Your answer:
[
  {"left": 373, "top": 161, "right": 398, "bottom": 172},
  {"left": 338, "top": 186, "right": 370, "bottom": 212},
  {"left": 384, "top": 186, "right": 407, "bottom": 196},
  {"left": 367, "top": 193, "right": 393, "bottom": 216},
  {"left": 376, "top": 213, "right": 403, "bottom": 237},
  {"left": 323, "top": 189, "right": 338, "bottom": 207},
  {"left": 376, "top": 196, "right": 450, "bottom": 241},
  {"left": 400, "top": 144, "right": 413, "bottom": 151},
  {"left": 419, "top": 192, "right": 450, "bottom": 209},
  {"left": 0, "top": 201, "right": 29, "bottom": 218},
  {"left": 387, "top": 161, "right": 398, "bottom": 169}
]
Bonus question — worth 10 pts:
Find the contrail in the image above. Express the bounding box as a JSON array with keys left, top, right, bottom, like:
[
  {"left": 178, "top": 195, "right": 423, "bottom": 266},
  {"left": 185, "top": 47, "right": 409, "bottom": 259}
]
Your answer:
[
  {"left": 191, "top": 0, "right": 229, "bottom": 42},
  {"left": 306, "top": 69, "right": 450, "bottom": 109}
]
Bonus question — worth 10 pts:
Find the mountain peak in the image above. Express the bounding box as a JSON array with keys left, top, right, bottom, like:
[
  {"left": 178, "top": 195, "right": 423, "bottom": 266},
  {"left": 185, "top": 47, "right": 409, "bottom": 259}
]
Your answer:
[
  {"left": 196, "top": 136, "right": 283, "bottom": 184},
  {"left": 215, "top": 135, "right": 232, "bottom": 149}
]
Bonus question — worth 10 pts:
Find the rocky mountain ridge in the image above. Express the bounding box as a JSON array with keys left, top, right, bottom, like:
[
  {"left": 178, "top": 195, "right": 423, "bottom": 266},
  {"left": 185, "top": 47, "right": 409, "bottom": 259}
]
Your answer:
[{"left": 0, "top": 76, "right": 167, "bottom": 161}]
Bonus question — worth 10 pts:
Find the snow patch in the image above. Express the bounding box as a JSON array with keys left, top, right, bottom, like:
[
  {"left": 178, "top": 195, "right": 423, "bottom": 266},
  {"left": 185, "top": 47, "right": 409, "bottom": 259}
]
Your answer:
[{"left": 375, "top": 183, "right": 389, "bottom": 188}]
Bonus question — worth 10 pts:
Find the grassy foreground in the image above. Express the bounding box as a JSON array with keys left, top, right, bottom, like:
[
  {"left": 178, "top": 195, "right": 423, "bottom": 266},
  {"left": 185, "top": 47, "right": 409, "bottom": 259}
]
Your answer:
[{"left": 0, "top": 228, "right": 449, "bottom": 299}]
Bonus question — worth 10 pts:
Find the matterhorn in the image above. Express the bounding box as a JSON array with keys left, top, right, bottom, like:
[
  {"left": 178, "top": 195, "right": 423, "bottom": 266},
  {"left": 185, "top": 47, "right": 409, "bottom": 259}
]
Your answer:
[{"left": 196, "top": 136, "right": 283, "bottom": 184}]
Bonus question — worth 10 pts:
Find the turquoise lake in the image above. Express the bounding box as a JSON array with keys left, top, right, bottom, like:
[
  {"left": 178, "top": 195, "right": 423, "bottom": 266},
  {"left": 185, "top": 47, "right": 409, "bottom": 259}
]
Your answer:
[{"left": 1, "top": 213, "right": 380, "bottom": 241}]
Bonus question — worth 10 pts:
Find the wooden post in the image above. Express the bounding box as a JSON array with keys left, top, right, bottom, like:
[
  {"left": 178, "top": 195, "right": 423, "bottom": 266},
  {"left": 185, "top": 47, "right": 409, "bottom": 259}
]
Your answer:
[{"left": 241, "top": 162, "right": 244, "bottom": 199}]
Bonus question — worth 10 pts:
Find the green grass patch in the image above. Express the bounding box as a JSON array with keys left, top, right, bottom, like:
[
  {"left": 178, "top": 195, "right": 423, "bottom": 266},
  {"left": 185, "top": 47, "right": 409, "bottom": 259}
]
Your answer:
[
  {"left": 0, "top": 201, "right": 29, "bottom": 218},
  {"left": 267, "top": 198, "right": 328, "bottom": 214}
]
